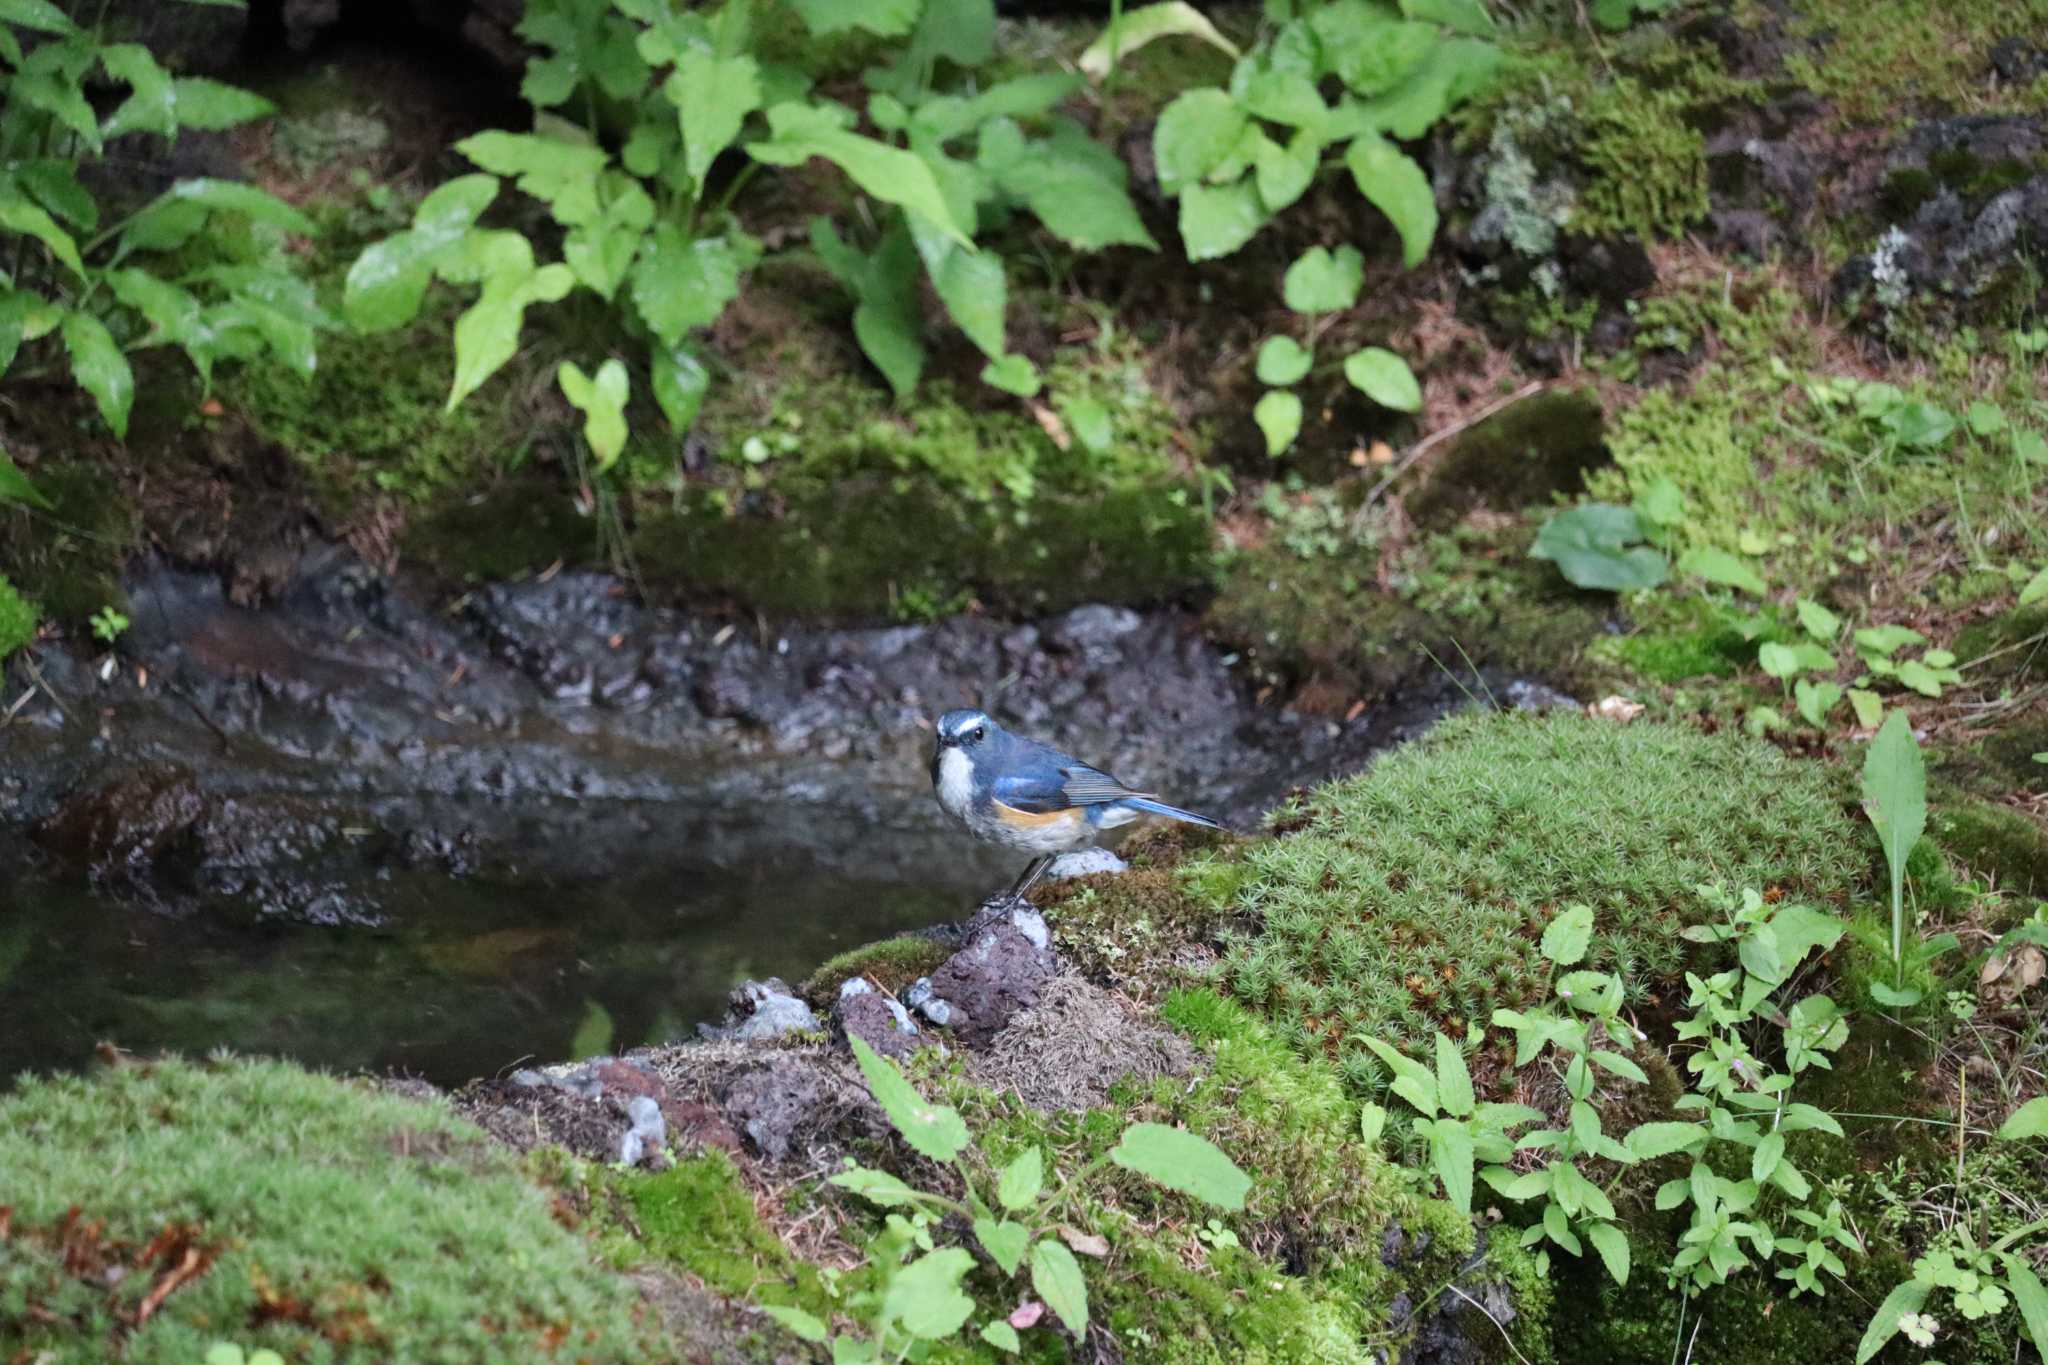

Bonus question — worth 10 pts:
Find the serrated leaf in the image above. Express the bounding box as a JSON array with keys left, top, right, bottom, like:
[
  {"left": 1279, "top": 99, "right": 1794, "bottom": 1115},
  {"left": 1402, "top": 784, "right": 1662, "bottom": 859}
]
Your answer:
[
  {"left": 1154, "top": 89, "right": 1248, "bottom": 197},
  {"left": 1256, "top": 336, "right": 1313, "bottom": 385},
  {"left": 1433, "top": 1032, "right": 1474, "bottom": 1118},
  {"left": 1678, "top": 546, "right": 1767, "bottom": 595},
  {"left": 558, "top": 358, "right": 630, "bottom": 470},
  {"left": 998, "top": 1147, "right": 1044, "bottom": 1211},
  {"left": 98, "top": 43, "right": 177, "bottom": 139},
  {"left": 1349, "top": 36, "right": 1500, "bottom": 140},
  {"left": 1111, "top": 1123, "right": 1251, "bottom": 1210},
  {"left": 1343, "top": 346, "right": 1422, "bottom": 412},
  {"left": 1245, "top": 388, "right": 1294, "bottom": 458},
  {"left": 1242, "top": 69, "right": 1328, "bottom": 127},
  {"left": 1079, "top": 2, "right": 1242, "bottom": 80},
  {"left": 563, "top": 179, "right": 655, "bottom": 298},
  {"left": 883, "top": 1247, "right": 977, "bottom": 1341},
  {"left": 15, "top": 161, "right": 95, "bottom": 230},
  {"left": 165, "top": 77, "right": 275, "bottom": 131},
  {"left": 760, "top": 1304, "right": 828, "bottom": 1342},
  {"left": 849, "top": 1036, "right": 969, "bottom": 1163},
  {"left": 630, "top": 227, "right": 755, "bottom": 347},
  {"left": 61, "top": 311, "right": 133, "bottom": 438},
  {"left": 975, "top": 1218, "right": 1030, "bottom": 1275},
  {"left": 986, "top": 126, "right": 1156, "bottom": 252},
  {"left": 457, "top": 130, "right": 609, "bottom": 227},
  {"left": 670, "top": 49, "right": 760, "bottom": 189},
  {"left": 1178, "top": 178, "right": 1266, "bottom": 261},
  {"left": 1029, "top": 1239, "right": 1089, "bottom": 1336},
  {"left": 0, "top": 0, "right": 73, "bottom": 33},
  {"left": 0, "top": 200, "right": 83, "bottom": 278},
  {"left": 1542, "top": 904, "right": 1595, "bottom": 966},
  {"left": 1999, "top": 1096, "right": 2048, "bottom": 1140},
  {"left": 749, "top": 103, "right": 971, "bottom": 247},
  {"left": 1344, "top": 130, "right": 1436, "bottom": 268},
  {"left": 1627, "top": 1121, "right": 1707, "bottom": 1160},
  {"left": 1585, "top": 1221, "right": 1630, "bottom": 1285},
  {"left": 1283, "top": 245, "right": 1364, "bottom": 314}
]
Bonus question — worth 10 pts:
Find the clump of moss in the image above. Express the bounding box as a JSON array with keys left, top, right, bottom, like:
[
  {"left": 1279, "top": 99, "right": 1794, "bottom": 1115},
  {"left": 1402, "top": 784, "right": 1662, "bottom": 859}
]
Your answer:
[
  {"left": 0, "top": 573, "right": 36, "bottom": 658},
  {"left": 1929, "top": 799, "right": 2048, "bottom": 900},
  {"left": 1036, "top": 832, "right": 1250, "bottom": 995},
  {"left": 798, "top": 935, "right": 953, "bottom": 1006},
  {"left": 630, "top": 1151, "right": 832, "bottom": 1316},
  {"left": 1406, "top": 388, "right": 1610, "bottom": 531},
  {"left": 1225, "top": 709, "right": 1860, "bottom": 1072},
  {"left": 0, "top": 456, "right": 140, "bottom": 628},
  {"left": 0, "top": 1056, "right": 655, "bottom": 1362},
  {"left": 1572, "top": 71, "right": 1712, "bottom": 241}
]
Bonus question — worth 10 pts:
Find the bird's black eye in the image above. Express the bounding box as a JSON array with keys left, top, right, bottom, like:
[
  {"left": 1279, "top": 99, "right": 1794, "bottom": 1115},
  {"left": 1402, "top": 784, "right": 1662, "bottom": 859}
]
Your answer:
[{"left": 970, "top": 725, "right": 985, "bottom": 743}]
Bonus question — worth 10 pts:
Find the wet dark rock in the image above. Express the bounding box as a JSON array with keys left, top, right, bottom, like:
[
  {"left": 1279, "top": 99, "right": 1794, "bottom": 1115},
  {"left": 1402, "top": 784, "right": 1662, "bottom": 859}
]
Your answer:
[
  {"left": 834, "top": 978, "right": 921, "bottom": 1060},
  {"left": 1385, "top": 1227, "right": 1519, "bottom": 1365},
  {"left": 35, "top": 766, "right": 206, "bottom": 882},
  {"left": 1557, "top": 235, "right": 1656, "bottom": 304},
  {"left": 922, "top": 906, "right": 1058, "bottom": 1047},
  {"left": 702, "top": 979, "right": 820, "bottom": 1043},
  {"left": 1990, "top": 37, "right": 2048, "bottom": 85},
  {"left": 719, "top": 1053, "right": 881, "bottom": 1161},
  {"left": 1406, "top": 389, "right": 1609, "bottom": 533}
]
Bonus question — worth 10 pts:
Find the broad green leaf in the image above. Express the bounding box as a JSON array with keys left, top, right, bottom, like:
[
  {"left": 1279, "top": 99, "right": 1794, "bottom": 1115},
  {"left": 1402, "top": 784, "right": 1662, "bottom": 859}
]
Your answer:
[
  {"left": 1584, "top": 1221, "right": 1630, "bottom": 1285},
  {"left": 792, "top": 0, "right": 919, "bottom": 36},
  {"left": 2001, "top": 1253, "right": 2048, "bottom": 1358},
  {"left": 16, "top": 51, "right": 102, "bottom": 152},
  {"left": 1751, "top": 1131, "right": 1784, "bottom": 1184},
  {"left": 0, "top": 447, "right": 52, "bottom": 509},
  {"left": 1855, "top": 1279, "right": 1930, "bottom": 1363},
  {"left": 1254, "top": 390, "right": 1303, "bottom": 455},
  {"left": 563, "top": 178, "right": 655, "bottom": 298},
  {"left": 1401, "top": 0, "right": 1496, "bottom": 36},
  {"left": 1029, "top": 1239, "right": 1090, "bottom": 1336},
  {"left": 650, "top": 344, "right": 709, "bottom": 433},
  {"left": 0, "top": 0, "right": 73, "bottom": 32},
  {"left": 2019, "top": 564, "right": 2048, "bottom": 607},
  {"left": 1867, "top": 980, "right": 1923, "bottom": 1008},
  {"left": 1363, "top": 1036, "right": 1438, "bottom": 1116},
  {"left": 1794, "top": 678, "right": 1842, "bottom": 727},
  {"left": 761, "top": 1304, "right": 828, "bottom": 1342},
  {"left": 1626, "top": 1121, "right": 1706, "bottom": 1160},
  {"left": 1153, "top": 89, "right": 1248, "bottom": 196},
  {"left": 848, "top": 1036, "right": 969, "bottom": 1163},
  {"left": 1110, "top": 1123, "right": 1251, "bottom": 1211},
  {"left": 998, "top": 1147, "right": 1044, "bottom": 1211},
  {"left": 974, "top": 1218, "right": 1030, "bottom": 1275},
  {"left": 1862, "top": 708, "right": 1925, "bottom": 975},
  {"left": 827, "top": 1164, "right": 924, "bottom": 1205},
  {"left": 15, "top": 161, "right": 95, "bottom": 229},
  {"left": 1360, "top": 1101, "right": 1388, "bottom": 1145},
  {"left": 1797, "top": 597, "right": 1842, "bottom": 640},
  {"left": 1878, "top": 400, "right": 1956, "bottom": 449},
  {"left": 1242, "top": 70, "right": 1328, "bottom": 128},
  {"left": 567, "top": 999, "right": 613, "bottom": 1058},
  {"left": 1256, "top": 336, "right": 1313, "bottom": 385},
  {"left": 558, "top": 359, "right": 630, "bottom": 470},
  {"left": 1847, "top": 688, "right": 1883, "bottom": 729},
  {"left": 1998, "top": 1096, "right": 2048, "bottom": 1140},
  {"left": 1433, "top": 1032, "right": 1474, "bottom": 1118},
  {"left": 749, "top": 103, "right": 971, "bottom": 247},
  {"left": 1854, "top": 624, "right": 1925, "bottom": 658},
  {"left": 982, "top": 123, "right": 1155, "bottom": 251},
  {"left": 1343, "top": 346, "right": 1422, "bottom": 411},
  {"left": 1482, "top": 1165, "right": 1550, "bottom": 1200},
  {"left": 1313, "top": 8, "right": 1436, "bottom": 95},
  {"left": 99, "top": 43, "right": 177, "bottom": 139},
  {"left": 166, "top": 77, "right": 274, "bottom": 130},
  {"left": 1058, "top": 395, "right": 1114, "bottom": 453},
  {"left": 155, "top": 178, "right": 316, "bottom": 236},
  {"left": 1677, "top": 546, "right": 1767, "bottom": 595},
  {"left": 1540, "top": 904, "right": 1594, "bottom": 965},
  {"left": 1348, "top": 37, "right": 1500, "bottom": 140},
  {"left": 1283, "top": 245, "right": 1364, "bottom": 314},
  {"left": 1966, "top": 399, "right": 2008, "bottom": 435},
  {"left": 1079, "top": 2, "right": 1241, "bottom": 80},
  {"left": 1532, "top": 504, "right": 1667, "bottom": 591},
  {"left": 981, "top": 354, "right": 1041, "bottom": 398},
  {"left": 0, "top": 201, "right": 83, "bottom": 278},
  {"left": 630, "top": 227, "right": 756, "bottom": 347},
  {"left": 2017, "top": 429, "right": 2048, "bottom": 465},
  {"left": 1428, "top": 1118, "right": 1475, "bottom": 1213},
  {"left": 1778, "top": 1103, "right": 1844, "bottom": 1137},
  {"left": 1589, "top": 1050, "right": 1648, "bottom": 1084},
  {"left": 448, "top": 255, "right": 575, "bottom": 410},
  {"left": 61, "top": 311, "right": 133, "bottom": 438},
  {"left": 1345, "top": 131, "right": 1436, "bottom": 268},
  {"left": 343, "top": 175, "right": 499, "bottom": 332},
  {"left": 1254, "top": 128, "right": 1319, "bottom": 213},
  {"left": 105, "top": 269, "right": 201, "bottom": 345},
  {"left": 671, "top": 50, "right": 761, "bottom": 188},
  {"left": 457, "top": 130, "right": 609, "bottom": 226},
  {"left": 981, "top": 1319, "right": 1022, "bottom": 1353},
  {"left": 1178, "top": 178, "right": 1266, "bottom": 260},
  {"left": 883, "top": 1247, "right": 977, "bottom": 1340}
]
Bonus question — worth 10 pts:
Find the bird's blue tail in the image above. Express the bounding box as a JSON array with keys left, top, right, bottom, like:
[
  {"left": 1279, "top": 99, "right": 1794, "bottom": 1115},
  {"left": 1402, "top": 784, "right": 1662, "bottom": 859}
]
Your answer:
[{"left": 1122, "top": 797, "right": 1224, "bottom": 830}]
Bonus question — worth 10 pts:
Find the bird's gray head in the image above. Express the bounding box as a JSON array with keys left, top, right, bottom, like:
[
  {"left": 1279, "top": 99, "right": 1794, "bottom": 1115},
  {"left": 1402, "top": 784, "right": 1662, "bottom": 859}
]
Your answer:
[{"left": 935, "top": 708, "right": 996, "bottom": 751}]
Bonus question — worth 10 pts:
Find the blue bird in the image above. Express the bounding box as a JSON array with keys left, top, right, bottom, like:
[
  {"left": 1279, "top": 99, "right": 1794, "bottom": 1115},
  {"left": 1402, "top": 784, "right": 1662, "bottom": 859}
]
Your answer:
[{"left": 930, "top": 708, "right": 1223, "bottom": 902}]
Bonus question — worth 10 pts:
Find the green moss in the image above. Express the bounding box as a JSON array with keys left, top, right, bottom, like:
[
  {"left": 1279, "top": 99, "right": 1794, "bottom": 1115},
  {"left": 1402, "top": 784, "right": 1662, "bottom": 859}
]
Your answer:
[
  {"left": 0, "top": 459, "right": 140, "bottom": 628},
  {"left": 1405, "top": 389, "right": 1609, "bottom": 532},
  {"left": 0, "top": 1056, "right": 654, "bottom": 1362},
  {"left": 1783, "top": 0, "right": 2048, "bottom": 126},
  {"left": 798, "top": 935, "right": 953, "bottom": 1005},
  {"left": 1572, "top": 72, "right": 1712, "bottom": 241},
  {"left": 630, "top": 1151, "right": 831, "bottom": 1314},
  {"left": 1036, "top": 833, "right": 1248, "bottom": 993},
  {"left": 1928, "top": 799, "right": 2048, "bottom": 900},
  {"left": 1225, "top": 710, "right": 1861, "bottom": 1069},
  {"left": 0, "top": 573, "right": 36, "bottom": 658}
]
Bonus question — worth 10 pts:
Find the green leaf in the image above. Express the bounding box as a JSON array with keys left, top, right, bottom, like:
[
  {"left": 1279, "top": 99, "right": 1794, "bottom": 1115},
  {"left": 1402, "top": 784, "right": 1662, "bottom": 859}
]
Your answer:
[
  {"left": 1855, "top": 1279, "right": 1930, "bottom": 1363},
  {"left": 983, "top": 124, "right": 1156, "bottom": 252},
  {"left": 1254, "top": 128, "right": 1320, "bottom": 213},
  {"left": 0, "top": 200, "right": 84, "bottom": 279},
  {"left": 1154, "top": 89, "right": 1249, "bottom": 197},
  {"left": 1283, "top": 245, "right": 1364, "bottom": 314},
  {"left": 1677, "top": 546, "right": 1767, "bottom": 595},
  {"left": 998, "top": 1147, "right": 1044, "bottom": 1211},
  {"left": 1626, "top": 1121, "right": 1706, "bottom": 1160},
  {"left": 1433, "top": 1032, "right": 1475, "bottom": 1118},
  {"left": 1539, "top": 903, "right": 1595, "bottom": 966},
  {"left": 1532, "top": 504, "right": 1668, "bottom": 591},
  {"left": 99, "top": 43, "right": 177, "bottom": 139},
  {"left": 1029, "top": 1239, "right": 1090, "bottom": 1336},
  {"left": 980, "top": 1319, "right": 1022, "bottom": 1353},
  {"left": 1178, "top": 179, "right": 1267, "bottom": 261},
  {"left": 670, "top": 50, "right": 761, "bottom": 189},
  {"left": 1257, "top": 336, "right": 1313, "bottom": 385},
  {"left": 0, "top": 0, "right": 73, "bottom": 33},
  {"left": 0, "top": 447, "right": 52, "bottom": 509},
  {"left": 1796, "top": 597, "right": 1841, "bottom": 641},
  {"left": 448, "top": 248, "right": 576, "bottom": 410},
  {"left": 1342, "top": 346, "right": 1422, "bottom": 412},
  {"left": 884, "top": 1247, "right": 977, "bottom": 1341},
  {"left": 792, "top": 0, "right": 919, "bottom": 36},
  {"left": 1751, "top": 1131, "right": 1785, "bottom": 1184},
  {"left": 649, "top": 344, "right": 710, "bottom": 433},
  {"left": 1878, "top": 400, "right": 1956, "bottom": 449},
  {"left": 761, "top": 1304, "right": 829, "bottom": 1342},
  {"left": 1401, "top": 0, "right": 1496, "bottom": 36},
  {"left": 1110, "top": 1123, "right": 1252, "bottom": 1210},
  {"left": 163, "top": 179, "right": 317, "bottom": 236},
  {"left": 849, "top": 1036, "right": 969, "bottom": 1163},
  {"left": 912, "top": 223, "right": 1006, "bottom": 356},
  {"left": 1313, "top": 8, "right": 1436, "bottom": 95},
  {"left": 1584, "top": 1221, "right": 1630, "bottom": 1285},
  {"left": 1966, "top": 399, "right": 2007, "bottom": 436},
  {"left": 558, "top": 359, "right": 630, "bottom": 470},
  {"left": 1589, "top": 1050, "right": 1648, "bottom": 1084},
  {"left": 1867, "top": 980, "right": 1923, "bottom": 1008},
  {"left": 61, "top": 311, "right": 133, "bottom": 438},
  {"left": 563, "top": 178, "right": 655, "bottom": 298},
  {"left": 1428, "top": 1118, "right": 1475, "bottom": 1213},
  {"left": 974, "top": 1218, "right": 1030, "bottom": 1275},
  {"left": 568, "top": 999, "right": 613, "bottom": 1059},
  {"left": 15, "top": 161, "right": 95, "bottom": 229},
  {"left": 1998, "top": 1097, "right": 2048, "bottom": 1140},
  {"left": 827, "top": 1163, "right": 924, "bottom": 1205},
  {"left": 1854, "top": 624, "right": 1925, "bottom": 658},
  {"left": 1363, "top": 1036, "right": 1439, "bottom": 1117},
  {"left": 2017, "top": 429, "right": 2048, "bottom": 465},
  {"left": 2001, "top": 1253, "right": 2048, "bottom": 1357},
  {"left": 981, "top": 354, "right": 1041, "bottom": 398},
  {"left": 457, "top": 130, "right": 609, "bottom": 227},
  {"left": 1779, "top": 1103, "right": 1844, "bottom": 1137},
  {"left": 1079, "top": 2, "right": 1242, "bottom": 80},
  {"left": 1242, "top": 70, "right": 1328, "bottom": 128},
  {"left": 630, "top": 227, "right": 755, "bottom": 348},
  {"left": 1847, "top": 687, "right": 1883, "bottom": 729},
  {"left": 1794, "top": 679, "right": 1842, "bottom": 727},
  {"left": 1344, "top": 131, "right": 1436, "bottom": 268},
  {"left": 166, "top": 77, "right": 275, "bottom": 132},
  {"left": 343, "top": 175, "right": 499, "bottom": 331},
  {"left": 748, "top": 104, "right": 971, "bottom": 248},
  {"left": 1862, "top": 708, "right": 1925, "bottom": 975},
  {"left": 2019, "top": 564, "right": 2048, "bottom": 607},
  {"left": 1348, "top": 37, "right": 1500, "bottom": 140},
  {"left": 1254, "top": 390, "right": 1303, "bottom": 456}
]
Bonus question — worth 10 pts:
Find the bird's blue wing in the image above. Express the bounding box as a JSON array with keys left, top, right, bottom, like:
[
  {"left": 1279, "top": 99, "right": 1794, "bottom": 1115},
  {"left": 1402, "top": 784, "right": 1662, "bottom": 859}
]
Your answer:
[
  {"left": 996, "top": 735, "right": 1151, "bottom": 811},
  {"left": 990, "top": 765, "right": 1078, "bottom": 814},
  {"left": 1059, "top": 764, "right": 1151, "bottom": 805}
]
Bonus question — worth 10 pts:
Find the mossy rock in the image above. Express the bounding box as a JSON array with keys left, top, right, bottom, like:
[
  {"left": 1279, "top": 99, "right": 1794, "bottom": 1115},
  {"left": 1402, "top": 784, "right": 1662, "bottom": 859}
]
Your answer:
[
  {"left": 797, "top": 935, "right": 953, "bottom": 1006},
  {"left": 0, "top": 1057, "right": 656, "bottom": 1362},
  {"left": 1224, "top": 708, "right": 1862, "bottom": 1073},
  {"left": 1406, "top": 388, "right": 1610, "bottom": 532},
  {"left": 1928, "top": 797, "right": 2048, "bottom": 900},
  {"left": 0, "top": 457, "right": 140, "bottom": 628},
  {"left": 1953, "top": 605, "right": 2048, "bottom": 684}
]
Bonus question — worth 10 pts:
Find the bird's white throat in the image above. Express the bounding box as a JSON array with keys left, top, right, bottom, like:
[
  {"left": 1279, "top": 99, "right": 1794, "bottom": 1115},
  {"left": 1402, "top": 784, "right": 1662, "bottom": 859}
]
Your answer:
[{"left": 935, "top": 746, "right": 976, "bottom": 820}]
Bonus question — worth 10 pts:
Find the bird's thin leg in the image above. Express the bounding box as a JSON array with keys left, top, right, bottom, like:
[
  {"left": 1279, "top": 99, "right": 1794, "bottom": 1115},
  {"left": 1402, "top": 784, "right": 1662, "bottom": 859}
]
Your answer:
[{"left": 1007, "top": 854, "right": 1055, "bottom": 903}]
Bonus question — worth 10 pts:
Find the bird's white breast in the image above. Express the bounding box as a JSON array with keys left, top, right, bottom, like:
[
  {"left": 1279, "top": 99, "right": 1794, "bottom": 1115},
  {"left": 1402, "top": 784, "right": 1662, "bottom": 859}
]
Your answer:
[{"left": 935, "top": 746, "right": 976, "bottom": 821}]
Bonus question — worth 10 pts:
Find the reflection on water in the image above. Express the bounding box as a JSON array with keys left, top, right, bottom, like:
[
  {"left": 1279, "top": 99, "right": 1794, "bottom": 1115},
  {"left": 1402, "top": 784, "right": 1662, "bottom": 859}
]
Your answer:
[{"left": 0, "top": 822, "right": 996, "bottom": 1088}]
